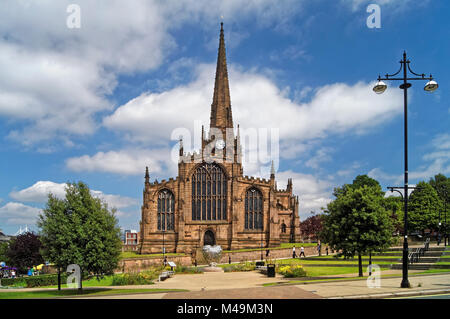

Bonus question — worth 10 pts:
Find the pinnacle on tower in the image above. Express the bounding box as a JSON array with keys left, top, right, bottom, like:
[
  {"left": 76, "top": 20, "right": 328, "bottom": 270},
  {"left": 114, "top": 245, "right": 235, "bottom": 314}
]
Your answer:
[
  {"left": 270, "top": 160, "right": 275, "bottom": 179},
  {"left": 145, "top": 166, "right": 150, "bottom": 185},
  {"left": 210, "top": 22, "right": 233, "bottom": 137}
]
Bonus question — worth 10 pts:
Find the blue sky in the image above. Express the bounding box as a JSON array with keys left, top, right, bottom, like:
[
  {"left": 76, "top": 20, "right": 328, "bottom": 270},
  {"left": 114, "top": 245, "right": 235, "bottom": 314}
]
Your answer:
[{"left": 0, "top": 0, "right": 449, "bottom": 235}]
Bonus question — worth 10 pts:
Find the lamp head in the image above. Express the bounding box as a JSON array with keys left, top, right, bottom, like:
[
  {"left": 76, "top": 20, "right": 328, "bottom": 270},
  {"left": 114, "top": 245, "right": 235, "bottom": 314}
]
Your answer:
[
  {"left": 373, "top": 80, "right": 387, "bottom": 94},
  {"left": 424, "top": 80, "right": 438, "bottom": 92}
]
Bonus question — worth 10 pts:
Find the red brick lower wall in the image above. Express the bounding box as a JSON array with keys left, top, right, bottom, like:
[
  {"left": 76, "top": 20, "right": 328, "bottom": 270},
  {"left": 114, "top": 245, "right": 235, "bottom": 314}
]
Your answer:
[
  {"left": 117, "top": 246, "right": 319, "bottom": 272},
  {"left": 117, "top": 255, "right": 193, "bottom": 273},
  {"left": 219, "top": 246, "right": 317, "bottom": 263}
]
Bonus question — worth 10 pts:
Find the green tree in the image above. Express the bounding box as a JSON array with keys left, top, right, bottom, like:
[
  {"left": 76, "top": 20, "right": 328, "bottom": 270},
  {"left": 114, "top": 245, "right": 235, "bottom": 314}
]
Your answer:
[
  {"left": 321, "top": 185, "right": 393, "bottom": 277},
  {"left": 38, "top": 181, "right": 122, "bottom": 291},
  {"left": 351, "top": 175, "right": 383, "bottom": 193},
  {"left": 408, "top": 181, "right": 442, "bottom": 235},
  {"left": 6, "top": 232, "right": 44, "bottom": 274},
  {"left": 0, "top": 241, "right": 10, "bottom": 264},
  {"left": 383, "top": 195, "right": 404, "bottom": 236},
  {"left": 333, "top": 174, "right": 384, "bottom": 198},
  {"left": 429, "top": 174, "right": 450, "bottom": 236}
]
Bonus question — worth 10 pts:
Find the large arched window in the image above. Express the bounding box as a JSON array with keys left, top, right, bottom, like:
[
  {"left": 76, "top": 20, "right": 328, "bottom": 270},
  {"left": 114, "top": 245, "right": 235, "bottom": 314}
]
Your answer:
[
  {"left": 192, "top": 163, "right": 227, "bottom": 221},
  {"left": 157, "top": 189, "right": 174, "bottom": 231},
  {"left": 245, "top": 188, "right": 263, "bottom": 230}
]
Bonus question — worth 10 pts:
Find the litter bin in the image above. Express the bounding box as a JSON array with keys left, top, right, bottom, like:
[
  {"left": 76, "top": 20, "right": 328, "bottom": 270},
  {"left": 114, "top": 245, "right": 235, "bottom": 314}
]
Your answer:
[{"left": 267, "top": 264, "right": 275, "bottom": 277}]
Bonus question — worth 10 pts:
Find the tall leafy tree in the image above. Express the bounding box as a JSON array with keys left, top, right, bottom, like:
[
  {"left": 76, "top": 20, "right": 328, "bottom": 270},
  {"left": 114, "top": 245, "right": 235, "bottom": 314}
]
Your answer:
[
  {"left": 6, "top": 232, "right": 44, "bottom": 274},
  {"left": 38, "top": 181, "right": 122, "bottom": 291},
  {"left": 429, "top": 174, "right": 450, "bottom": 236},
  {"left": 408, "top": 181, "right": 442, "bottom": 235},
  {"left": 351, "top": 175, "right": 383, "bottom": 193},
  {"left": 333, "top": 174, "right": 384, "bottom": 198},
  {"left": 0, "top": 241, "right": 9, "bottom": 264},
  {"left": 321, "top": 185, "right": 393, "bottom": 277},
  {"left": 383, "top": 196, "right": 404, "bottom": 236},
  {"left": 300, "top": 213, "right": 323, "bottom": 241}
]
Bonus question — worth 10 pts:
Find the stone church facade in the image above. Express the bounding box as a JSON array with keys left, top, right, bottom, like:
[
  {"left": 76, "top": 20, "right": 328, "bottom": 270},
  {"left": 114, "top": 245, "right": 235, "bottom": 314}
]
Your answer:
[{"left": 139, "top": 23, "right": 301, "bottom": 254}]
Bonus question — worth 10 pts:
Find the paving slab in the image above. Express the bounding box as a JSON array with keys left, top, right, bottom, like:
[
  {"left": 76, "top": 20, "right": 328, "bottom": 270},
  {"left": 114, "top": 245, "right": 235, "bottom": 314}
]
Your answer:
[
  {"left": 162, "top": 285, "right": 321, "bottom": 299},
  {"left": 296, "top": 273, "right": 450, "bottom": 298}
]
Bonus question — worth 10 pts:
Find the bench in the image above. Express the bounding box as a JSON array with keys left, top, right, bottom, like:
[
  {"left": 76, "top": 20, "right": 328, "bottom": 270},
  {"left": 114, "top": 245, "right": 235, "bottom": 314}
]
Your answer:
[{"left": 158, "top": 270, "right": 175, "bottom": 282}]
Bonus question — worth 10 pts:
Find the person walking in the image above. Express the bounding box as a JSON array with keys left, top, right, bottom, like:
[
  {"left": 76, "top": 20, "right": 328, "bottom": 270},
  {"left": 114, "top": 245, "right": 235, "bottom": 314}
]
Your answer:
[
  {"left": 317, "top": 242, "right": 321, "bottom": 256},
  {"left": 299, "top": 246, "right": 305, "bottom": 258},
  {"left": 292, "top": 246, "right": 297, "bottom": 258},
  {"left": 326, "top": 246, "right": 329, "bottom": 256}
]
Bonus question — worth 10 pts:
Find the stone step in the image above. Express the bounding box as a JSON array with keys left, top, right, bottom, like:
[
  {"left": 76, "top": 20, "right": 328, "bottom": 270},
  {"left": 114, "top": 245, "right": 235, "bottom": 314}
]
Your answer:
[
  {"left": 304, "top": 257, "right": 399, "bottom": 262},
  {"left": 386, "top": 247, "right": 445, "bottom": 252},
  {"left": 378, "top": 251, "right": 444, "bottom": 257},
  {"left": 391, "top": 263, "right": 450, "bottom": 270}
]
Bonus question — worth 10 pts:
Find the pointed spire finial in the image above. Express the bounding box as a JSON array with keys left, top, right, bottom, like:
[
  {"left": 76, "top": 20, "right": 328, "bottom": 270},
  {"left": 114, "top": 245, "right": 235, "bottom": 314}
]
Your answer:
[
  {"left": 270, "top": 160, "right": 275, "bottom": 179},
  {"left": 145, "top": 166, "right": 150, "bottom": 184},
  {"left": 210, "top": 21, "right": 233, "bottom": 137}
]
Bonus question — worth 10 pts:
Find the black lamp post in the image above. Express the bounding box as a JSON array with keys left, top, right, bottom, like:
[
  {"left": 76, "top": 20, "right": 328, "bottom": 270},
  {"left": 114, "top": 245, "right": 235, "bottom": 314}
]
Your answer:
[
  {"left": 162, "top": 229, "right": 166, "bottom": 265},
  {"left": 260, "top": 225, "right": 264, "bottom": 261},
  {"left": 375, "top": 52, "right": 438, "bottom": 288},
  {"left": 442, "top": 189, "right": 448, "bottom": 247}
]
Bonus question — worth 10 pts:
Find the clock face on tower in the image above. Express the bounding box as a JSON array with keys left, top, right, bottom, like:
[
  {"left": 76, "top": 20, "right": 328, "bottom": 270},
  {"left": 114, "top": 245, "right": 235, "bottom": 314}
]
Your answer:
[{"left": 215, "top": 139, "right": 225, "bottom": 150}]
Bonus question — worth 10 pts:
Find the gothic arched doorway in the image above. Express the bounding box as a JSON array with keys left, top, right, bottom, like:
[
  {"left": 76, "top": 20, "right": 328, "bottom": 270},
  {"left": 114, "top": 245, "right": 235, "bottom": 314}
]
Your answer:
[{"left": 204, "top": 230, "right": 215, "bottom": 246}]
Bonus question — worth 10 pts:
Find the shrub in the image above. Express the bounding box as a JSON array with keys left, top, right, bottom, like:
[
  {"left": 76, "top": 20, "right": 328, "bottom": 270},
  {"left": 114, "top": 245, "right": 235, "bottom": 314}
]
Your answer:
[
  {"left": 1, "top": 273, "right": 68, "bottom": 288},
  {"left": 174, "top": 265, "right": 203, "bottom": 274},
  {"left": 277, "top": 265, "right": 307, "bottom": 278},
  {"left": 110, "top": 267, "right": 165, "bottom": 286},
  {"left": 223, "top": 262, "right": 255, "bottom": 272}
]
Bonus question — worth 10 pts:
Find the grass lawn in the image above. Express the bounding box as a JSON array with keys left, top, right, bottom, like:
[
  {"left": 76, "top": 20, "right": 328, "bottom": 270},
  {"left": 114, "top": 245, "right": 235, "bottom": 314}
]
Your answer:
[
  {"left": 275, "top": 258, "right": 395, "bottom": 266},
  {"left": 310, "top": 255, "right": 401, "bottom": 260},
  {"left": 279, "top": 243, "right": 319, "bottom": 248},
  {"left": 416, "top": 269, "right": 450, "bottom": 275},
  {"left": 120, "top": 251, "right": 185, "bottom": 259},
  {"left": 301, "top": 266, "right": 390, "bottom": 277},
  {"left": 0, "top": 288, "right": 188, "bottom": 299},
  {"left": 41, "top": 275, "right": 116, "bottom": 289}
]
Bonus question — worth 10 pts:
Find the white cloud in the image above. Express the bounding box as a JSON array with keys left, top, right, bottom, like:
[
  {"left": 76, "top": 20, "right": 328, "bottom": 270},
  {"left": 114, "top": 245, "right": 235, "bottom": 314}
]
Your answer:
[
  {"left": 341, "top": 0, "right": 420, "bottom": 12},
  {"left": 0, "top": 202, "right": 41, "bottom": 225},
  {"left": 65, "top": 148, "right": 177, "bottom": 177},
  {"left": 9, "top": 181, "right": 138, "bottom": 209},
  {"left": 305, "top": 147, "right": 334, "bottom": 169},
  {"left": 103, "top": 64, "right": 403, "bottom": 164},
  {"left": 277, "top": 170, "right": 334, "bottom": 219},
  {"left": 369, "top": 133, "right": 450, "bottom": 185},
  {"left": 0, "top": 1, "right": 304, "bottom": 147}
]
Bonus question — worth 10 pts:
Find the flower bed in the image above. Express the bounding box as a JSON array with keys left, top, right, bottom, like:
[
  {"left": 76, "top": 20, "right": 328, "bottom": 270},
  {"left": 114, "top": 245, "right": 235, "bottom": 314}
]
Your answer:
[{"left": 277, "top": 265, "right": 307, "bottom": 278}]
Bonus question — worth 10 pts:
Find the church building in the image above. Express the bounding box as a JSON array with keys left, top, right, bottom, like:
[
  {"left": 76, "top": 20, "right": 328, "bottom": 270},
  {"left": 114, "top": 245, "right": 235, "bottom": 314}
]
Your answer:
[{"left": 138, "top": 23, "right": 301, "bottom": 254}]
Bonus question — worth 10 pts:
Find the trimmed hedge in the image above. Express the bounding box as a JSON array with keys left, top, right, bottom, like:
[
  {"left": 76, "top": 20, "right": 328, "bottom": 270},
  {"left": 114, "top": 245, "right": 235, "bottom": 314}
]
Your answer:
[
  {"left": 111, "top": 271, "right": 157, "bottom": 286},
  {"left": 1, "top": 273, "right": 68, "bottom": 288}
]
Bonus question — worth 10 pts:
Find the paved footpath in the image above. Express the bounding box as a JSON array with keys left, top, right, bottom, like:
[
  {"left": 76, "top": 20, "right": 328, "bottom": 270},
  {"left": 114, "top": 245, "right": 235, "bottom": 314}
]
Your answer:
[{"left": 72, "top": 270, "right": 450, "bottom": 299}]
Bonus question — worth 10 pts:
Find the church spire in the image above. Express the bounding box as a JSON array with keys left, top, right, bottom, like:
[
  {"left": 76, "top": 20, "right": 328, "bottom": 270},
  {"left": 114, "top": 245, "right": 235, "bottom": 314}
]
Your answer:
[
  {"left": 210, "top": 22, "right": 233, "bottom": 136},
  {"left": 145, "top": 166, "right": 150, "bottom": 185}
]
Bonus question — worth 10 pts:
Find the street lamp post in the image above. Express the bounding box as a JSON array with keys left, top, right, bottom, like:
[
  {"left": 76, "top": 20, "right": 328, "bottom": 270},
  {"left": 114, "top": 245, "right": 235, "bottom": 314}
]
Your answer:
[
  {"left": 375, "top": 52, "right": 438, "bottom": 288},
  {"left": 443, "top": 189, "right": 448, "bottom": 247},
  {"left": 260, "top": 227, "right": 263, "bottom": 262},
  {"left": 162, "top": 229, "right": 166, "bottom": 265}
]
